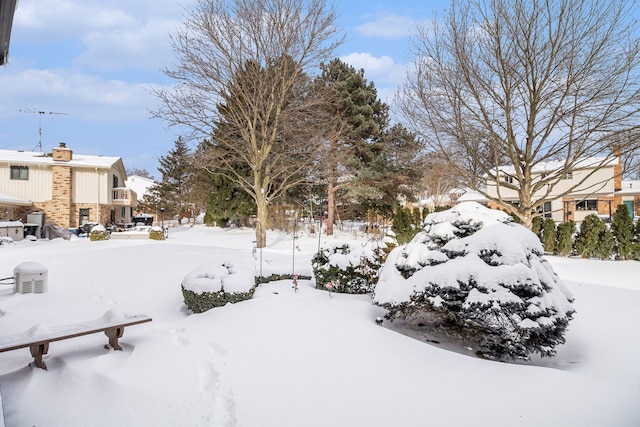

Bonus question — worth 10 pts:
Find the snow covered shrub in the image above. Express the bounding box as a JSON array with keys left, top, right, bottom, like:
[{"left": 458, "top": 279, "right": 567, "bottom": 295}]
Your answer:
[
  {"left": 312, "top": 243, "right": 379, "bottom": 294},
  {"left": 149, "top": 226, "right": 165, "bottom": 240},
  {"left": 374, "top": 202, "right": 575, "bottom": 361},
  {"left": 89, "top": 224, "right": 109, "bottom": 241},
  {"left": 555, "top": 221, "right": 576, "bottom": 257},
  {"left": 574, "top": 214, "right": 614, "bottom": 260},
  {"left": 181, "top": 262, "right": 255, "bottom": 313}
]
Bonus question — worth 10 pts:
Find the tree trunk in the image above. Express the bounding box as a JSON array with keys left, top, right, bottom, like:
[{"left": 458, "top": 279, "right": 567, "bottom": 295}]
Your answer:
[{"left": 255, "top": 192, "right": 268, "bottom": 248}]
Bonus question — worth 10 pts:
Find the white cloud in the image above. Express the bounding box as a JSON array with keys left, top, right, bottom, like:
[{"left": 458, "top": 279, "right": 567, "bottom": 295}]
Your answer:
[
  {"left": 355, "top": 14, "right": 416, "bottom": 39},
  {"left": 339, "top": 52, "right": 409, "bottom": 109},
  {"left": 13, "top": 0, "right": 194, "bottom": 72},
  {"left": 0, "top": 67, "right": 156, "bottom": 121}
]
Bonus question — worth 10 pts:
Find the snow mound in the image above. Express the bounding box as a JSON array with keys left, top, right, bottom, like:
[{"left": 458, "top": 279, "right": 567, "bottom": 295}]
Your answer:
[{"left": 182, "top": 262, "right": 255, "bottom": 294}]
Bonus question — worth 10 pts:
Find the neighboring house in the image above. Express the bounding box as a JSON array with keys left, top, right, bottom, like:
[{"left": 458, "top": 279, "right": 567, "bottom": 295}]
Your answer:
[
  {"left": 125, "top": 174, "right": 158, "bottom": 224},
  {"left": 485, "top": 155, "right": 626, "bottom": 223},
  {"left": 0, "top": 143, "right": 137, "bottom": 228}
]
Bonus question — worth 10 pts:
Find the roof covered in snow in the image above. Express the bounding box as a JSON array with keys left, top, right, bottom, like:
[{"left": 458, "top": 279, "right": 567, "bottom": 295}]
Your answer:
[{"left": 0, "top": 149, "right": 121, "bottom": 169}]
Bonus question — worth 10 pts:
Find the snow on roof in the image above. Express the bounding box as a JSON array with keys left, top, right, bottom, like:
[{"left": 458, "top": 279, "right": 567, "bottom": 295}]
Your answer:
[
  {"left": 495, "top": 156, "right": 616, "bottom": 176},
  {"left": 0, "top": 192, "right": 32, "bottom": 206},
  {"left": 125, "top": 175, "right": 156, "bottom": 201},
  {"left": 618, "top": 180, "right": 640, "bottom": 195},
  {"left": 0, "top": 149, "right": 120, "bottom": 169}
]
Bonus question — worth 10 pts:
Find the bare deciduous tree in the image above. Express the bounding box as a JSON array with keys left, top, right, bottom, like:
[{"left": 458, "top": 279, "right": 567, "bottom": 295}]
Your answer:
[
  {"left": 151, "top": 0, "right": 342, "bottom": 246},
  {"left": 398, "top": 0, "right": 640, "bottom": 228}
]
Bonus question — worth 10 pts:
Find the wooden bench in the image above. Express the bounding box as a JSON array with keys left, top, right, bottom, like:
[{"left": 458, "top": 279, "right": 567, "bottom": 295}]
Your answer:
[{"left": 0, "top": 310, "right": 152, "bottom": 370}]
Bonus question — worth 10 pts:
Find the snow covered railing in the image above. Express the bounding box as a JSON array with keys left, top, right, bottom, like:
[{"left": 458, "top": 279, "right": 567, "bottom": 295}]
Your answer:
[{"left": 0, "top": 310, "right": 152, "bottom": 370}]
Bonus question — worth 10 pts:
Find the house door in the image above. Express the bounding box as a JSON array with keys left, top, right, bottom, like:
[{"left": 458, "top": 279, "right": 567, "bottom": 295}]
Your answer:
[
  {"left": 79, "top": 208, "right": 90, "bottom": 226},
  {"left": 624, "top": 200, "right": 634, "bottom": 219}
]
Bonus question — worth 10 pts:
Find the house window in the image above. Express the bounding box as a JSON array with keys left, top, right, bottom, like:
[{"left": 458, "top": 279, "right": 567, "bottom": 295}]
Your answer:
[
  {"left": 502, "top": 175, "right": 514, "bottom": 184},
  {"left": 563, "top": 171, "right": 573, "bottom": 179},
  {"left": 10, "top": 165, "right": 29, "bottom": 180},
  {"left": 121, "top": 207, "right": 126, "bottom": 217},
  {"left": 79, "top": 208, "right": 90, "bottom": 226},
  {"left": 543, "top": 201, "right": 552, "bottom": 218},
  {"left": 576, "top": 199, "right": 598, "bottom": 211},
  {"left": 113, "top": 175, "right": 119, "bottom": 188}
]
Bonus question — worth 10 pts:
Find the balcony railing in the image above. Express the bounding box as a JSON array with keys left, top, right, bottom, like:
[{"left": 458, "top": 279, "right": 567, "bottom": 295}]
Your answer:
[{"left": 112, "top": 188, "right": 137, "bottom": 206}]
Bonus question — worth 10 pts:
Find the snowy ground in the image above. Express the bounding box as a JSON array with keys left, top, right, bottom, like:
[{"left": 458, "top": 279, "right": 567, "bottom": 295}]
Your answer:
[{"left": 0, "top": 226, "right": 639, "bottom": 426}]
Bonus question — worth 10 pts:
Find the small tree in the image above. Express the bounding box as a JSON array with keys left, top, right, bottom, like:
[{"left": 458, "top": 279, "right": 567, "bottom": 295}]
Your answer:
[
  {"left": 556, "top": 221, "right": 576, "bottom": 257},
  {"left": 541, "top": 218, "right": 556, "bottom": 253},
  {"left": 575, "top": 214, "right": 613, "bottom": 259},
  {"left": 611, "top": 204, "right": 635, "bottom": 260},
  {"left": 392, "top": 207, "right": 417, "bottom": 244}
]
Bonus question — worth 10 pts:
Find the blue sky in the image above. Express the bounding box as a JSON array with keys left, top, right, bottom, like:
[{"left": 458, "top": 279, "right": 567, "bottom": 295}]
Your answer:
[{"left": 0, "top": 0, "right": 449, "bottom": 179}]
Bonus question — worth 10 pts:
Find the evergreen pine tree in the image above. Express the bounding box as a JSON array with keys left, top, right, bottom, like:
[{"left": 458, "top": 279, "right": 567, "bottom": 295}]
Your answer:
[
  {"left": 594, "top": 226, "right": 615, "bottom": 260},
  {"left": 575, "top": 214, "right": 608, "bottom": 258},
  {"left": 611, "top": 204, "right": 635, "bottom": 260},
  {"left": 541, "top": 218, "right": 556, "bottom": 253},
  {"left": 556, "top": 220, "right": 576, "bottom": 257},
  {"left": 155, "top": 138, "right": 196, "bottom": 221},
  {"left": 392, "top": 207, "right": 415, "bottom": 244},
  {"left": 315, "top": 58, "right": 389, "bottom": 235}
]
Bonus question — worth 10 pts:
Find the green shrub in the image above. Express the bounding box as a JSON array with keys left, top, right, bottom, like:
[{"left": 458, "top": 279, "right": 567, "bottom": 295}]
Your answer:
[
  {"left": 149, "top": 226, "right": 165, "bottom": 240},
  {"left": 541, "top": 218, "right": 556, "bottom": 253},
  {"left": 556, "top": 221, "right": 576, "bottom": 256},
  {"left": 181, "top": 262, "right": 255, "bottom": 313},
  {"left": 181, "top": 287, "right": 255, "bottom": 313},
  {"left": 575, "top": 214, "right": 614, "bottom": 259},
  {"left": 89, "top": 225, "right": 109, "bottom": 241},
  {"left": 532, "top": 216, "right": 544, "bottom": 237},
  {"left": 255, "top": 273, "right": 311, "bottom": 285},
  {"left": 611, "top": 204, "right": 634, "bottom": 260},
  {"left": 312, "top": 243, "right": 380, "bottom": 294}
]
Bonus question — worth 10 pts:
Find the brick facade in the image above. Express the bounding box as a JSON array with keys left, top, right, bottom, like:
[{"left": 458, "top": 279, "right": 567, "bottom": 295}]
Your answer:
[{"left": 49, "top": 164, "right": 72, "bottom": 227}]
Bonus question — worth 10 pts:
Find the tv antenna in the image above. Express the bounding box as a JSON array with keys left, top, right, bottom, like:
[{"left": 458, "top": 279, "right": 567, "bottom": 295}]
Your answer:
[{"left": 19, "top": 109, "right": 69, "bottom": 152}]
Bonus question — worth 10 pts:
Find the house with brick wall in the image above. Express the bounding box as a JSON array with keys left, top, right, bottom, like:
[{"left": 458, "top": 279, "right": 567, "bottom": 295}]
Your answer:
[
  {"left": 484, "top": 152, "right": 633, "bottom": 223},
  {"left": 0, "top": 143, "right": 137, "bottom": 229}
]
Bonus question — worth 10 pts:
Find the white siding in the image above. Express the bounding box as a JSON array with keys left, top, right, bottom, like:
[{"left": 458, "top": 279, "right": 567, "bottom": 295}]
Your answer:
[
  {"left": 73, "top": 168, "right": 109, "bottom": 204},
  {"left": 487, "top": 166, "right": 615, "bottom": 201},
  {"left": 0, "top": 162, "right": 52, "bottom": 201}
]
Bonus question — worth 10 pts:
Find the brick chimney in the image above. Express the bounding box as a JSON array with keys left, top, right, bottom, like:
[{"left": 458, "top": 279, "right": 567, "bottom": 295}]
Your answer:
[
  {"left": 613, "top": 144, "right": 622, "bottom": 192},
  {"left": 52, "top": 142, "right": 72, "bottom": 162}
]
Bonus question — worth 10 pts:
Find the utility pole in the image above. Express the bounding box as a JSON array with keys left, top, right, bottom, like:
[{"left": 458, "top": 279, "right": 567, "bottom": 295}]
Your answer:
[{"left": 19, "top": 109, "right": 69, "bottom": 151}]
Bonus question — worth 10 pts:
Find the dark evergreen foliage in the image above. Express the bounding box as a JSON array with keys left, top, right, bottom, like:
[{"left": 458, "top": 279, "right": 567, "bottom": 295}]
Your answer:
[
  {"left": 611, "top": 204, "right": 635, "bottom": 260},
  {"left": 556, "top": 220, "right": 576, "bottom": 256},
  {"left": 541, "top": 218, "right": 556, "bottom": 253},
  {"left": 574, "top": 214, "right": 614, "bottom": 259},
  {"left": 154, "top": 138, "right": 196, "bottom": 219}
]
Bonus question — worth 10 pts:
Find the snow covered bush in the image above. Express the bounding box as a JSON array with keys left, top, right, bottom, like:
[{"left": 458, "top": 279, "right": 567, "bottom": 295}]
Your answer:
[
  {"left": 149, "top": 226, "right": 165, "bottom": 240},
  {"left": 312, "top": 243, "right": 381, "bottom": 294},
  {"left": 181, "top": 262, "right": 256, "bottom": 313},
  {"left": 374, "top": 202, "right": 576, "bottom": 361},
  {"left": 89, "top": 224, "right": 109, "bottom": 241}
]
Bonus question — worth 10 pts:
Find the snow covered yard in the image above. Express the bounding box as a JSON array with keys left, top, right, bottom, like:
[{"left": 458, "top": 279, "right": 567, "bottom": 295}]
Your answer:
[{"left": 0, "top": 226, "right": 639, "bottom": 426}]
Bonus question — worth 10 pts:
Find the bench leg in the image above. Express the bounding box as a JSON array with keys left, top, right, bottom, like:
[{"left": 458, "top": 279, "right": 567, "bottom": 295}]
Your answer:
[
  {"left": 105, "top": 327, "right": 124, "bottom": 351},
  {"left": 29, "top": 343, "right": 49, "bottom": 370}
]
